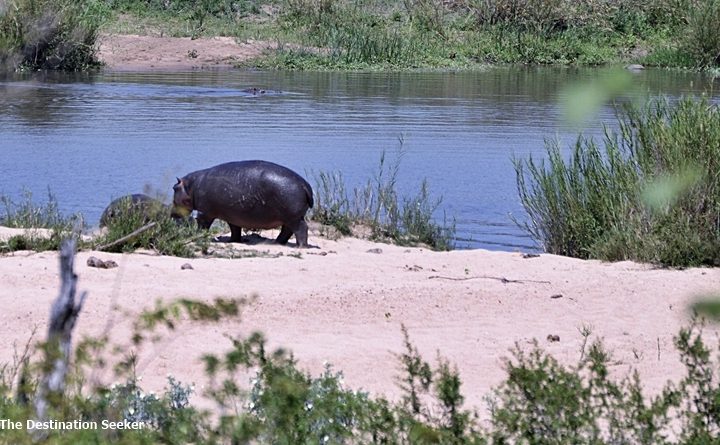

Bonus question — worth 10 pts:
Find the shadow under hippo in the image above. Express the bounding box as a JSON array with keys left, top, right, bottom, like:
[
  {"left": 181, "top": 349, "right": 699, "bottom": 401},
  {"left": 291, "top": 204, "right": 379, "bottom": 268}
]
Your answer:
[{"left": 173, "top": 160, "right": 314, "bottom": 248}]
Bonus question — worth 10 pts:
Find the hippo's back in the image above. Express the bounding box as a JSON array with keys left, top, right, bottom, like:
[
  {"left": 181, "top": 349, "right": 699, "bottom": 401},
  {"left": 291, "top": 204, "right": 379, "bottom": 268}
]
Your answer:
[{"left": 201, "top": 161, "right": 313, "bottom": 208}]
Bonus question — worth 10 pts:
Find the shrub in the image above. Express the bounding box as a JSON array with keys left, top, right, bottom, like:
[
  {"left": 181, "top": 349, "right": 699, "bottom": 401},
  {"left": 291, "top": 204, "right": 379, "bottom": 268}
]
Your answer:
[
  {"left": 515, "top": 96, "right": 720, "bottom": 266},
  {"left": 95, "top": 198, "right": 210, "bottom": 257},
  {"left": 0, "top": 0, "right": 108, "bottom": 71},
  {"left": 6, "top": 273, "right": 720, "bottom": 444}
]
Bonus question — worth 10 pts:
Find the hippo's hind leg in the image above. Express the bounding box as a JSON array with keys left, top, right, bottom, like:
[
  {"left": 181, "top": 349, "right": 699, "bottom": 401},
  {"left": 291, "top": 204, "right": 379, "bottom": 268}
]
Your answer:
[
  {"left": 294, "top": 220, "right": 309, "bottom": 248},
  {"left": 276, "top": 225, "right": 293, "bottom": 245},
  {"left": 277, "top": 219, "right": 309, "bottom": 248},
  {"left": 229, "top": 224, "right": 243, "bottom": 243}
]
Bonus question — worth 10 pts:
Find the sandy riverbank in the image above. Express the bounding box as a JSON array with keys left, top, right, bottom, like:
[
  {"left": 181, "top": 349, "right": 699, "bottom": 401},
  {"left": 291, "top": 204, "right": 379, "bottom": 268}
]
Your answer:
[{"left": 2, "top": 226, "right": 718, "bottom": 415}]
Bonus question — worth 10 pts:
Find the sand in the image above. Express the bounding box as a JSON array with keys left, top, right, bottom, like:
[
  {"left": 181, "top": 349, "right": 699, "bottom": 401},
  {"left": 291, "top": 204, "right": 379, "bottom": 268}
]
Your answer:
[
  {"left": 96, "top": 34, "right": 276, "bottom": 71},
  {"left": 2, "top": 225, "right": 719, "bottom": 416}
]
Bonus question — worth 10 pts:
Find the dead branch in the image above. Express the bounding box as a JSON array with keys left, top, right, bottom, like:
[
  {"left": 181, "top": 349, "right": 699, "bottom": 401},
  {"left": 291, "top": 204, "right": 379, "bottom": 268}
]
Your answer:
[
  {"left": 34, "top": 238, "right": 87, "bottom": 429},
  {"left": 428, "top": 275, "right": 551, "bottom": 284},
  {"left": 96, "top": 221, "right": 157, "bottom": 251}
]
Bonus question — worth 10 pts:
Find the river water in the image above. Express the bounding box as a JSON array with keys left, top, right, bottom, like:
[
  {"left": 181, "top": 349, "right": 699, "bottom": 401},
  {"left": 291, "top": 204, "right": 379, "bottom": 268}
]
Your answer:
[{"left": 0, "top": 68, "right": 717, "bottom": 250}]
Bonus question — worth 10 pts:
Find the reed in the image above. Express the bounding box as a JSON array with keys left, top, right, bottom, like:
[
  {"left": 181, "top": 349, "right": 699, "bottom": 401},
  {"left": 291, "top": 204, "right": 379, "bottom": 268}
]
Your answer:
[{"left": 515, "top": 96, "right": 720, "bottom": 266}]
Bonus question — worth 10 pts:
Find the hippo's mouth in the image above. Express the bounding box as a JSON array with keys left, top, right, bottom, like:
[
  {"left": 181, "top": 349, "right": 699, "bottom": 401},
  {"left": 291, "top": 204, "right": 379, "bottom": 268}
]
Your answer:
[{"left": 171, "top": 205, "right": 192, "bottom": 218}]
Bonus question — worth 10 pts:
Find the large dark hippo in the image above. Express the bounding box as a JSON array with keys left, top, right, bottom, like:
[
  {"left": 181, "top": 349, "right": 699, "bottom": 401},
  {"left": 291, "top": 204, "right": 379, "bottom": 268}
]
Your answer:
[
  {"left": 99, "top": 194, "right": 169, "bottom": 227},
  {"left": 172, "top": 161, "right": 314, "bottom": 247}
]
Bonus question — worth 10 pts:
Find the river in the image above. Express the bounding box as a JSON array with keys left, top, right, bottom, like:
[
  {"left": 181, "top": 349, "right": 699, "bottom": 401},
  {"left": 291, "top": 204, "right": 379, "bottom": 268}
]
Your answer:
[{"left": 0, "top": 67, "right": 717, "bottom": 250}]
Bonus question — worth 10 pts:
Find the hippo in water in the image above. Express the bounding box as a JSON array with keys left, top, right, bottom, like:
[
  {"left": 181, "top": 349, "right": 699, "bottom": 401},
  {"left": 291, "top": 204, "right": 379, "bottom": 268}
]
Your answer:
[
  {"left": 172, "top": 161, "right": 314, "bottom": 247},
  {"left": 99, "top": 194, "right": 169, "bottom": 227}
]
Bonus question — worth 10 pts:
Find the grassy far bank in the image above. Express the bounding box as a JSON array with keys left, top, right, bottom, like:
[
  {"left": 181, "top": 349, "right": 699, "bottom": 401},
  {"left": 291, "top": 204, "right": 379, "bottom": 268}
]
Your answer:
[{"left": 2, "top": 0, "right": 720, "bottom": 71}]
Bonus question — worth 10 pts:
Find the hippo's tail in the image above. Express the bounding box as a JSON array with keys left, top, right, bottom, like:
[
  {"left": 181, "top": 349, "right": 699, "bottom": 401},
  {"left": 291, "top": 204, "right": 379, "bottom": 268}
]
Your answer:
[{"left": 303, "top": 181, "right": 314, "bottom": 209}]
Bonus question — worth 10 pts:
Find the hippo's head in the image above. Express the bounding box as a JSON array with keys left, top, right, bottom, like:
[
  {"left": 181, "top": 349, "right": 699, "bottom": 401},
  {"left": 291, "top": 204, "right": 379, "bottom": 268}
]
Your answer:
[{"left": 172, "top": 177, "right": 193, "bottom": 218}]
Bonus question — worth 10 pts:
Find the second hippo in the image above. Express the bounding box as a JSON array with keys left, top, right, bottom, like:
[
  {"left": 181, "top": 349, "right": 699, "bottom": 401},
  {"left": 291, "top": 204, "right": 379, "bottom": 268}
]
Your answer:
[
  {"left": 99, "top": 194, "right": 169, "bottom": 227},
  {"left": 173, "top": 160, "right": 314, "bottom": 247}
]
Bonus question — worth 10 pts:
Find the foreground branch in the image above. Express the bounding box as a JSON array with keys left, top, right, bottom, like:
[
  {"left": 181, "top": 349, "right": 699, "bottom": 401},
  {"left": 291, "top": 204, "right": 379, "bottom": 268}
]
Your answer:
[{"left": 34, "top": 238, "right": 87, "bottom": 427}]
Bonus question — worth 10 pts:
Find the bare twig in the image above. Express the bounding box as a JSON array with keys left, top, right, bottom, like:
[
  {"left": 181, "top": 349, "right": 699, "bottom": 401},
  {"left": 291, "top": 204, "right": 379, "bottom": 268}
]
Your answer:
[
  {"left": 428, "top": 275, "right": 551, "bottom": 284},
  {"left": 34, "top": 238, "right": 87, "bottom": 432},
  {"left": 96, "top": 221, "right": 157, "bottom": 251}
]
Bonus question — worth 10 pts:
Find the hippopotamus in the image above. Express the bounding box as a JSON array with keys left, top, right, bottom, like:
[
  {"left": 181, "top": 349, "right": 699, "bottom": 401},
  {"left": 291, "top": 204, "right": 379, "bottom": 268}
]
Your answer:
[
  {"left": 172, "top": 161, "right": 314, "bottom": 247},
  {"left": 99, "top": 194, "right": 169, "bottom": 227}
]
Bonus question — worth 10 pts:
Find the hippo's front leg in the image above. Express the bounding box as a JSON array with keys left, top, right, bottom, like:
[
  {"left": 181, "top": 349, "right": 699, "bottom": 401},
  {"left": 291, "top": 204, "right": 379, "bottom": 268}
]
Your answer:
[{"left": 196, "top": 213, "right": 215, "bottom": 230}]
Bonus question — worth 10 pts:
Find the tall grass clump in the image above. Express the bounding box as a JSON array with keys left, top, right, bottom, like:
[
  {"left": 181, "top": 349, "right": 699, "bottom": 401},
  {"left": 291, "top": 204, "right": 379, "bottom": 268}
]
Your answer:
[
  {"left": 0, "top": 189, "right": 82, "bottom": 252},
  {"left": 276, "top": 0, "right": 438, "bottom": 69},
  {"left": 312, "top": 140, "right": 455, "bottom": 250},
  {"left": 515, "top": 96, "right": 720, "bottom": 266},
  {"left": 0, "top": 0, "right": 108, "bottom": 71},
  {"left": 681, "top": 0, "right": 720, "bottom": 68}
]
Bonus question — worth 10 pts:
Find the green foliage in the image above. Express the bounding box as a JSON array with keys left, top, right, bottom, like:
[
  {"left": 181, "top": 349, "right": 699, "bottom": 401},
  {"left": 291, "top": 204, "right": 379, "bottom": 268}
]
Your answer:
[
  {"left": 94, "top": 197, "right": 210, "bottom": 257},
  {"left": 0, "top": 0, "right": 108, "bottom": 71},
  {"left": 490, "top": 335, "right": 679, "bottom": 444},
  {"left": 681, "top": 0, "right": 720, "bottom": 68},
  {"left": 311, "top": 139, "right": 456, "bottom": 250},
  {"left": 0, "top": 189, "right": 82, "bottom": 253},
  {"left": 132, "top": 297, "right": 244, "bottom": 345},
  {"left": 105, "top": 0, "right": 267, "bottom": 38},
  {"left": 1, "top": 189, "right": 78, "bottom": 229},
  {"left": 515, "top": 96, "right": 720, "bottom": 266},
  {"left": 203, "top": 323, "right": 479, "bottom": 443}
]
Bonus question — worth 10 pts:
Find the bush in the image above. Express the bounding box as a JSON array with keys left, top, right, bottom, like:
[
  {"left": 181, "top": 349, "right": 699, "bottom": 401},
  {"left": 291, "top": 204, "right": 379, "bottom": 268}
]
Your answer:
[
  {"left": 515, "top": 96, "right": 720, "bottom": 266},
  {"left": 0, "top": 0, "right": 108, "bottom": 71},
  {"left": 94, "top": 197, "right": 210, "bottom": 257},
  {"left": 7, "top": 274, "right": 720, "bottom": 444}
]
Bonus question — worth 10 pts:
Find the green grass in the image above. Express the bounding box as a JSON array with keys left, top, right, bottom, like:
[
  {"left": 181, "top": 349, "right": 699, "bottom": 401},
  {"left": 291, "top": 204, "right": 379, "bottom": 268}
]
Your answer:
[
  {"left": 243, "top": 0, "right": 720, "bottom": 70},
  {"left": 0, "top": 190, "right": 211, "bottom": 256},
  {"left": 0, "top": 190, "right": 82, "bottom": 253},
  {"left": 515, "top": 96, "right": 720, "bottom": 267},
  {"left": 311, "top": 140, "right": 456, "bottom": 250}
]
